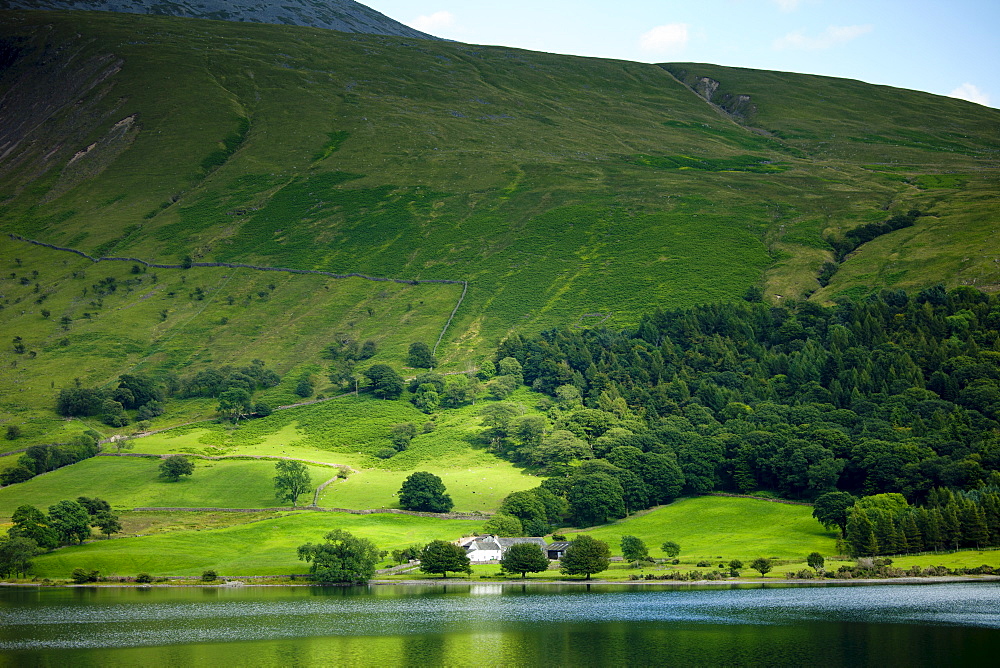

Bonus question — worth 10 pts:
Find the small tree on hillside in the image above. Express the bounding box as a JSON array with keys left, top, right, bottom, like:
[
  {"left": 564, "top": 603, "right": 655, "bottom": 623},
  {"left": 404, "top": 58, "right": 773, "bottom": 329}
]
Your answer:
[
  {"left": 8, "top": 505, "right": 58, "bottom": 550},
  {"left": 807, "top": 552, "right": 825, "bottom": 571},
  {"left": 620, "top": 535, "right": 649, "bottom": 562},
  {"left": 661, "top": 541, "right": 681, "bottom": 558},
  {"left": 560, "top": 535, "right": 611, "bottom": 580},
  {"left": 750, "top": 557, "right": 773, "bottom": 577},
  {"left": 407, "top": 342, "right": 437, "bottom": 369},
  {"left": 217, "top": 387, "right": 253, "bottom": 422},
  {"left": 390, "top": 422, "right": 418, "bottom": 451},
  {"left": 364, "top": 364, "right": 404, "bottom": 399},
  {"left": 294, "top": 374, "right": 315, "bottom": 398},
  {"left": 274, "top": 460, "right": 312, "bottom": 507},
  {"left": 419, "top": 539, "right": 471, "bottom": 578},
  {"left": 398, "top": 471, "right": 453, "bottom": 513},
  {"left": 158, "top": 455, "right": 194, "bottom": 482},
  {"left": 501, "top": 542, "right": 550, "bottom": 578},
  {"left": 93, "top": 512, "right": 122, "bottom": 539}
]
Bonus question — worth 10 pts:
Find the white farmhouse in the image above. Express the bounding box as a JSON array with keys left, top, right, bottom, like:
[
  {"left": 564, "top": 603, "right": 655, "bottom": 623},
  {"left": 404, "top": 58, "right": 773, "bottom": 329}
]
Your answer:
[{"left": 458, "top": 535, "right": 550, "bottom": 563}]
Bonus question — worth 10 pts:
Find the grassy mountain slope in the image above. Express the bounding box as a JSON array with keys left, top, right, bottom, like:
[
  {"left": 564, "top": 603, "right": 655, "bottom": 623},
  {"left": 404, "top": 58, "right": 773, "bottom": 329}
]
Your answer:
[
  {"left": 665, "top": 63, "right": 1000, "bottom": 300},
  {"left": 0, "top": 9, "right": 998, "bottom": 437}
]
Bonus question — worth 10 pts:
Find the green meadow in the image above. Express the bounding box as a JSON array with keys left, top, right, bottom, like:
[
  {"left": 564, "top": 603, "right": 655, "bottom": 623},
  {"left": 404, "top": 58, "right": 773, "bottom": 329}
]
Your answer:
[
  {"left": 28, "top": 511, "right": 485, "bottom": 578},
  {"left": 0, "top": 457, "right": 334, "bottom": 515},
  {"left": 564, "top": 496, "right": 837, "bottom": 562}
]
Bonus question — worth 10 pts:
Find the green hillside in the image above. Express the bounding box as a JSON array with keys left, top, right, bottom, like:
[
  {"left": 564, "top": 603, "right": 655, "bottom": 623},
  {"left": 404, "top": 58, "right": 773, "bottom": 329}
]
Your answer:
[
  {"left": 24, "top": 496, "right": 834, "bottom": 578},
  {"left": 1, "top": 9, "right": 999, "bottom": 581},
  {"left": 0, "top": 10, "right": 997, "bottom": 441},
  {"left": 567, "top": 496, "right": 835, "bottom": 561}
]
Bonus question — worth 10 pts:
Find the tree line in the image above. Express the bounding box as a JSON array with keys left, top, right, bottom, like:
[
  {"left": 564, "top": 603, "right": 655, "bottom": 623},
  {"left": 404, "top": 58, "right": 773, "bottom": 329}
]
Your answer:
[
  {"left": 0, "top": 497, "right": 122, "bottom": 578},
  {"left": 55, "top": 360, "right": 281, "bottom": 426},
  {"left": 0, "top": 433, "right": 100, "bottom": 486},
  {"left": 838, "top": 489, "right": 1000, "bottom": 557},
  {"left": 491, "top": 286, "right": 1000, "bottom": 494}
]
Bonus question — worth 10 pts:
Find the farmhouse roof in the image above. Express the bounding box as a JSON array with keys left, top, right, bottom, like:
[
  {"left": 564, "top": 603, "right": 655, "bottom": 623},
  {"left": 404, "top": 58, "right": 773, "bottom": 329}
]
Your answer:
[{"left": 496, "top": 537, "right": 547, "bottom": 549}]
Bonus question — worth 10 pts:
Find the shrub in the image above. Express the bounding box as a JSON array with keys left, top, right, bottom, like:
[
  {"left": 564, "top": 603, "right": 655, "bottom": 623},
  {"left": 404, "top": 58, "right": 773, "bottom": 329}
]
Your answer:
[
  {"left": 71, "top": 568, "right": 99, "bottom": 584},
  {"left": 135, "top": 572, "right": 154, "bottom": 583},
  {"left": 201, "top": 570, "right": 217, "bottom": 582}
]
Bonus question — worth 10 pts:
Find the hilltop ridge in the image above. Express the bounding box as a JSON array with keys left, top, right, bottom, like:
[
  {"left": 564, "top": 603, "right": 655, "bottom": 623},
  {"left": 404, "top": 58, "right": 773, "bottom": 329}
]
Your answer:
[{"left": 0, "top": 0, "right": 438, "bottom": 38}]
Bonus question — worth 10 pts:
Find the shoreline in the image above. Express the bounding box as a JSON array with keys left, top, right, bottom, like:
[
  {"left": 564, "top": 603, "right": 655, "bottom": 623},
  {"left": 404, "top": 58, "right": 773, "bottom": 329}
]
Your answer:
[{"left": 3, "top": 575, "right": 999, "bottom": 589}]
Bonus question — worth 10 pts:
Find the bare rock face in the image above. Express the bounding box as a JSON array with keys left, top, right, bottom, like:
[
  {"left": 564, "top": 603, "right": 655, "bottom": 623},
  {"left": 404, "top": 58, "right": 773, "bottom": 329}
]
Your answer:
[{"left": 0, "top": 0, "right": 438, "bottom": 39}]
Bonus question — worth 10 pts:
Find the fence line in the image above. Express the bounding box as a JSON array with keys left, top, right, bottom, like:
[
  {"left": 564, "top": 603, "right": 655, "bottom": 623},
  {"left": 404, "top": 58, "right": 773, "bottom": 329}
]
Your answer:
[
  {"left": 10, "top": 233, "right": 470, "bottom": 359},
  {"left": 130, "top": 505, "right": 487, "bottom": 520}
]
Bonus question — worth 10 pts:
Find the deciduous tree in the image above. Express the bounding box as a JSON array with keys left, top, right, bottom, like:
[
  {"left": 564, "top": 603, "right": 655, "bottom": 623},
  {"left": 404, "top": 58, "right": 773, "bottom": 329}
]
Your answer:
[
  {"left": 47, "top": 500, "right": 91, "bottom": 545},
  {"left": 364, "top": 364, "right": 404, "bottom": 399},
  {"left": 559, "top": 535, "right": 610, "bottom": 580},
  {"left": 158, "top": 455, "right": 194, "bottom": 482},
  {"left": 274, "top": 460, "right": 312, "bottom": 507},
  {"left": 419, "top": 539, "right": 471, "bottom": 578},
  {"left": 501, "top": 542, "right": 550, "bottom": 578},
  {"left": 812, "top": 491, "right": 857, "bottom": 536},
  {"left": 482, "top": 513, "right": 523, "bottom": 537},
  {"left": 8, "top": 505, "right": 58, "bottom": 550},
  {"left": 567, "top": 473, "right": 625, "bottom": 527},
  {"left": 93, "top": 512, "right": 122, "bottom": 539},
  {"left": 620, "top": 535, "right": 649, "bottom": 562},
  {"left": 297, "top": 529, "right": 381, "bottom": 583},
  {"left": 750, "top": 557, "right": 773, "bottom": 576},
  {"left": 0, "top": 536, "right": 39, "bottom": 578},
  {"left": 407, "top": 342, "right": 437, "bottom": 369},
  {"left": 398, "top": 471, "right": 453, "bottom": 512},
  {"left": 661, "top": 541, "right": 681, "bottom": 558}
]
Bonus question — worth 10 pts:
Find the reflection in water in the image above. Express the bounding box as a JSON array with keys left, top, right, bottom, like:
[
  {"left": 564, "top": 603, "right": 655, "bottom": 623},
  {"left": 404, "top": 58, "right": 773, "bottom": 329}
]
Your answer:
[{"left": 1, "top": 583, "right": 998, "bottom": 666}]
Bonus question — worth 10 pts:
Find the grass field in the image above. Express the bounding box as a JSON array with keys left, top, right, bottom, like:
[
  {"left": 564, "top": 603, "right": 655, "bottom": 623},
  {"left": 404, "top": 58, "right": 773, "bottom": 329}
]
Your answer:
[
  {"left": 0, "top": 457, "right": 334, "bottom": 516},
  {"left": 1, "top": 391, "right": 546, "bottom": 516},
  {"left": 29, "top": 511, "right": 485, "bottom": 577},
  {"left": 320, "top": 465, "right": 541, "bottom": 513},
  {"left": 25, "top": 494, "right": 997, "bottom": 580},
  {"left": 564, "top": 496, "right": 838, "bottom": 562}
]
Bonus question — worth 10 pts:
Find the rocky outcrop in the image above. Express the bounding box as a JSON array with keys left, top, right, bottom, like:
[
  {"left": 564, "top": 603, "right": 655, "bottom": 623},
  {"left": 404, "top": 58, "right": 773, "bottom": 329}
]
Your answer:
[
  {"left": 0, "top": 1, "right": 439, "bottom": 39},
  {"left": 661, "top": 65, "right": 759, "bottom": 125}
]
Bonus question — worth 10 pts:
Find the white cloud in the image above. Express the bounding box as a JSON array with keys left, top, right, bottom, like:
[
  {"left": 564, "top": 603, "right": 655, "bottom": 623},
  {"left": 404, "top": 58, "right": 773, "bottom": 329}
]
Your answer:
[
  {"left": 949, "top": 83, "right": 991, "bottom": 106},
  {"left": 639, "top": 23, "right": 690, "bottom": 54},
  {"left": 773, "top": 24, "right": 873, "bottom": 50},
  {"left": 773, "top": 0, "right": 802, "bottom": 11},
  {"left": 411, "top": 11, "right": 456, "bottom": 32}
]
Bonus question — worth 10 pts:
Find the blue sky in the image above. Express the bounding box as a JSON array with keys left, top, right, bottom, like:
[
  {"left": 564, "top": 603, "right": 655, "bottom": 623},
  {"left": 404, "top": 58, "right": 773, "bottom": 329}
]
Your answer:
[{"left": 364, "top": 0, "right": 999, "bottom": 108}]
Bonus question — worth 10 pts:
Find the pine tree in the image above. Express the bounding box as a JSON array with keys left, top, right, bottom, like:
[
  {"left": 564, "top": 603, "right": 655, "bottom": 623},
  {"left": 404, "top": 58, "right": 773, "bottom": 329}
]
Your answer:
[
  {"left": 901, "top": 511, "right": 923, "bottom": 554},
  {"left": 960, "top": 500, "right": 989, "bottom": 548},
  {"left": 941, "top": 504, "right": 962, "bottom": 550},
  {"left": 846, "top": 508, "right": 878, "bottom": 557}
]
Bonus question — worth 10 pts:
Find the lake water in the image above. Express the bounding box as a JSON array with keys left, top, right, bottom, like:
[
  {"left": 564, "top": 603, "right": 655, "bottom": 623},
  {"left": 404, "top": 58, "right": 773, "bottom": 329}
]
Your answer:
[{"left": 1, "top": 582, "right": 998, "bottom": 666}]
